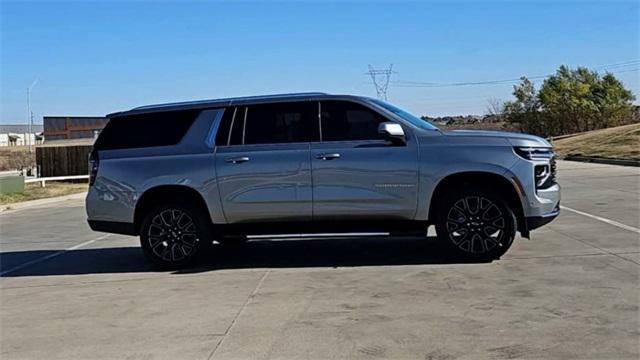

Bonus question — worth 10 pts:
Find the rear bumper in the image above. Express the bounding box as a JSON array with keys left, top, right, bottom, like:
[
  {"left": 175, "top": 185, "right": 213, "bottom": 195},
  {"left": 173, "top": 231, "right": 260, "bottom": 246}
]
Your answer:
[{"left": 88, "top": 220, "right": 137, "bottom": 236}]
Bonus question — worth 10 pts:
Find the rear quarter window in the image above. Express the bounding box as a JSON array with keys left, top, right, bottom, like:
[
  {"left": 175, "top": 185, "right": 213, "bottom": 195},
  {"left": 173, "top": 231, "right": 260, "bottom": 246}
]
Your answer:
[{"left": 94, "top": 109, "right": 200, "bottom": 150}]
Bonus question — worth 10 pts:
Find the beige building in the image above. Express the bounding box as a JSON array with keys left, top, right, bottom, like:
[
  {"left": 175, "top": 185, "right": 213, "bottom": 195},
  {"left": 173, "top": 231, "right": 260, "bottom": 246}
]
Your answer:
[{"left": 0, "top": 124, "right": 43, "bottom": 146}]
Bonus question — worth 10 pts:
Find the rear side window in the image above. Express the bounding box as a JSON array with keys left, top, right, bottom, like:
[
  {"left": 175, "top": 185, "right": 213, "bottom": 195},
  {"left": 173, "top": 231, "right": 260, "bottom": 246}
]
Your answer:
[
  {"left": 321, "top": 101, "right": 387, "bottom": 141},
  {"left": 94, "top": 110, "right": 199, "bottom": 150},
  {"left": 241, "top": 102, "right": 318, "bottom": 145},
  {"left": 214, "top": 107, "right": 235, "bottom": 146},
  {"left": 213, "top": 107, "right": 246, "bottom": 146}
]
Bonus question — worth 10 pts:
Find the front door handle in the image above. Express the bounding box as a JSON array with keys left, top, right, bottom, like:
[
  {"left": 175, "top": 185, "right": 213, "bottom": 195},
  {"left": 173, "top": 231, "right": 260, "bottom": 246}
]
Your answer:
[
  {"left": 315, "top": 153, "right": 341, "bottom": 160},
  {"left": 225, "top": 156, "right": 250, "bottom": 164}
]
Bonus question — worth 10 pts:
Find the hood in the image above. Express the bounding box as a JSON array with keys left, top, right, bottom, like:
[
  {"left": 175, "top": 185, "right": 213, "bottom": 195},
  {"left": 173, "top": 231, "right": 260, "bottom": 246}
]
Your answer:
[{"left": 443, "top": 129, "right": 551, "bottom": 148}]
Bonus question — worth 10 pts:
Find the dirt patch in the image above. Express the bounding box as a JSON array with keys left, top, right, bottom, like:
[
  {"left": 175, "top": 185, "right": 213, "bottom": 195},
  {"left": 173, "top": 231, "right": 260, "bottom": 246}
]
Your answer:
[{"left": 0, "top": 146, "right": 35, "bottom": 171}]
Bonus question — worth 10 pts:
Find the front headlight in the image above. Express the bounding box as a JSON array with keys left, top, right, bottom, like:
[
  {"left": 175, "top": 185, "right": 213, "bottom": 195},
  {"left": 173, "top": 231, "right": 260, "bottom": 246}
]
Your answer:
[
  {"left": 534, "top": 164, "right": 551, "bottom": 188},
  {"left": 513, "top": 146, "right": 553, "bottom": 161},
  {"left": 513, "top": 147, "right": 556, "bottom": 190}
]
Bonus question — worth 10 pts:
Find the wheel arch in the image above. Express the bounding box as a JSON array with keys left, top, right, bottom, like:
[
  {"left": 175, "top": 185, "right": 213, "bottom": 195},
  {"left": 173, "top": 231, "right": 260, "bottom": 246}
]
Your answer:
[
  {"left": 134, "top": 185, "right": 211, "bottom": 235},
  {"left": 428, "top": 171, "right": 527, "bottom": 237}
]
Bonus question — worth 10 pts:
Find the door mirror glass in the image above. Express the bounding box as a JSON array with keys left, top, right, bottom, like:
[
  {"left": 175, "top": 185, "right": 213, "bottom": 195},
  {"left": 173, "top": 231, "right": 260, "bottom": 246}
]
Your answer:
[{"left": 378, "top": 122, "right": 405, "bottom": 144}]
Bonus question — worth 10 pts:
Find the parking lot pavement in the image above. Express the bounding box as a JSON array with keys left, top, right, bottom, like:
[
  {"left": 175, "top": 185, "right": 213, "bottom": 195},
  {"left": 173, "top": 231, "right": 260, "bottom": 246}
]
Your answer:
[
  {"left": 557, "top": 160, "right": 640, "bottom": 228},
  {"left": 1, "top": 160, "right": 638, "bottom": 359}
]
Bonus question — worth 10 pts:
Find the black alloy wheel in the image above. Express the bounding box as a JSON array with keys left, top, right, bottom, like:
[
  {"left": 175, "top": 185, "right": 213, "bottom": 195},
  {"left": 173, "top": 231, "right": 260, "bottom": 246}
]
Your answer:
[
  {"left": 436, "top": 189, "right": 516, "bottom": 260},
  {"left": 140, "top": 204, "right": 208, "bottom": 268}
]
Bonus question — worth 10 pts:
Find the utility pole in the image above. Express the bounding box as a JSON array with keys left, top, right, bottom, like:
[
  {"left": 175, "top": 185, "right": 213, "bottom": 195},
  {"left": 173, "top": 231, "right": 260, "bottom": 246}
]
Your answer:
[
  {"left": 27, "top": 78, "right": 39, "bottom": 153},
  {"left": 366, "top": 64, "right": 394, "bottom": 100}
]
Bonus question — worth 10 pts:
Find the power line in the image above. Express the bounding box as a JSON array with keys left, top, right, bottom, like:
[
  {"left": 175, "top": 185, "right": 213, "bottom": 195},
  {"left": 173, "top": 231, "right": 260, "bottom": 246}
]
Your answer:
[
  {"left": 593, "top": 60, "right": 640, "bottom": 69},
  {"left": 393, "top": 60, "right": 639, "bottom": 88},
  {"left": 394, "top": 76, "right": 547, "bottom": 88},
  {"left": 366, "top": 64, "right": 395, "bottom": 100},
  {"left": 610, "top": 68, "right": 640, "bottom": 74},
  {"left": 395, "top": 75, "right": 547, "bottom": 87}
]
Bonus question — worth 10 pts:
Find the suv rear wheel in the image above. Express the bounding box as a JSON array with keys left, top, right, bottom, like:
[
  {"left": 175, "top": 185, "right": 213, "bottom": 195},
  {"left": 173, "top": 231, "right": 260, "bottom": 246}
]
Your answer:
[
  {"left": 435, "top": 187, "right": 516, "bottom": 261},
  {"left": 140, "top": 203, "right": 211, "bottom": 269}
]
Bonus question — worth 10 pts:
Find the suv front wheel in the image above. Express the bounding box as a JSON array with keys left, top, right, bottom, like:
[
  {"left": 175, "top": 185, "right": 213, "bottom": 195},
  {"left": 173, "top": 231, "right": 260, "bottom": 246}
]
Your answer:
[
  {"left": 436, "top": 187, "right": 516, "bottom": 261},
  {"left": 140, "top": 204, "right": 210, "bottom": 269}
]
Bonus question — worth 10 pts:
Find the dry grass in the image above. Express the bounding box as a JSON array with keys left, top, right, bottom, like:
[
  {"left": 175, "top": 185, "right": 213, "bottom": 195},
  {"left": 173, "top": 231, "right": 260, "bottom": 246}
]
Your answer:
[
  {"left": 0, "top": 146, "right": 35, "bottom": 171},
  {"left": 0, "top": 182, "right": 87, "bottom": 205},
  {"left": 553, "top": 123, "right": 640, "bottom": 160}
]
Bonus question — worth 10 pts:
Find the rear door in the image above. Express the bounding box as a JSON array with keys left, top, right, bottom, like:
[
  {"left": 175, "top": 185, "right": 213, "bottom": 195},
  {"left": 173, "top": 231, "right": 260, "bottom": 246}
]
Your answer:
[
  {"left": 311, "top": 100, "right": 419, "bottom": 220},
  {"left": 214, "top": 102, "right": 317, "bottom": 223}
]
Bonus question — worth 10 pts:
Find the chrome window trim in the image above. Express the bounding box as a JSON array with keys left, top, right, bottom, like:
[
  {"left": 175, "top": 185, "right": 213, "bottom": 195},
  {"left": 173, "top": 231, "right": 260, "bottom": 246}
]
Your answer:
[
  {"left": 318, "top": 101, "right": 323, "bottom": 142},
  {"left": 215, "top": 99, "right": 407, "bottom": 148},
  {"left": 242, "top": 106, "right": 248, "bottom": 145},
  {"left": 226, "top": 107, "right": 238, "bottom": 146}
]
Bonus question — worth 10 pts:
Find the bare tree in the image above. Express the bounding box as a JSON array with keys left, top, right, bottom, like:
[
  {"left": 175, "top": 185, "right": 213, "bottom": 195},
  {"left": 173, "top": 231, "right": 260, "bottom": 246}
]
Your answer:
[{"left": 486, "top": 97, "right": 505, "bottom": 116}]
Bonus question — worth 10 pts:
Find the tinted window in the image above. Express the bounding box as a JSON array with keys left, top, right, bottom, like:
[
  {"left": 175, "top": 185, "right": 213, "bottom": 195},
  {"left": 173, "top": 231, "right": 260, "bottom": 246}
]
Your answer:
[
  {"left": 321, "top": 101, "right": 387, "bottom": 141},
  {"left": 243, "top": 102, "right": 317, "bottom": 145},
  {"left": 94, "top": 110, "right": 199, "bottom": 150},
  {"left": 214, "top": 107, "right": 235, "bottom": 146}
]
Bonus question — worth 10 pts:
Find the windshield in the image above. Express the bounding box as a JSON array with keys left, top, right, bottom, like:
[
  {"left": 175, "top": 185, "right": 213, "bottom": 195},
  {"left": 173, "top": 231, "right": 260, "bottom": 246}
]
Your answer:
[{"left": 370, "top": 99, "right": 439, "bottom": 130}]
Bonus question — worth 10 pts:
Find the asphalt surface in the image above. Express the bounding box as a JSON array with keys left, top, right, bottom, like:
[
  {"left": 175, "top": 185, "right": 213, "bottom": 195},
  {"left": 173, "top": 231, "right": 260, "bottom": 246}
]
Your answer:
[{"left": 1, "top": 160, "right": 638, "bottom": 359}]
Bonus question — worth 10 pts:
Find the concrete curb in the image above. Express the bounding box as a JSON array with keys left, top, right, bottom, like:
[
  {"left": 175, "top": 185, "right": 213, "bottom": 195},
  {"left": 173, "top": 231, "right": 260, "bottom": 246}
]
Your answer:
[
  {"left": 563, "top": 155, "right": 640, "bottom": 167},
  {"left": 0, "top": 191, "right": 87, "bottom": 214}
]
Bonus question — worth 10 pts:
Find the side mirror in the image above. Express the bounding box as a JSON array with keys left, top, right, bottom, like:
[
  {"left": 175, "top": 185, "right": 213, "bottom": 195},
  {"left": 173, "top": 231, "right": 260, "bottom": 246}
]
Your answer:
[{"left": 378, "top": 122, "right": 405, "bottom": 145}]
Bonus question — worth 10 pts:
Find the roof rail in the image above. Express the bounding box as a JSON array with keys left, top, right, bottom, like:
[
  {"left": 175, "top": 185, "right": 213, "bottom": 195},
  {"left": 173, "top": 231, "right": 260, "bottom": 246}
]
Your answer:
[{"left": 132, "top": 92, "right": 329, "bottom": 111}]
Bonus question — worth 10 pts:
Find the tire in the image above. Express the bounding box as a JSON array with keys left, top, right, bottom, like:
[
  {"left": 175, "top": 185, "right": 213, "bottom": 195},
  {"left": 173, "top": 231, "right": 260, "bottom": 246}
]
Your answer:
[
  {"left": 435, "top": 186, "right": 517, "bottom": 261},
  {"left": 139, "top": 203, "right": 212, "bottom": 269}
]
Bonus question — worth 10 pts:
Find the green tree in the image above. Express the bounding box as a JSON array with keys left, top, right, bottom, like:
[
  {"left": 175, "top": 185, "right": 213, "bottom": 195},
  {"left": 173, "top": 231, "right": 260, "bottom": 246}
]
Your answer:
[
  {"left": 591, "top": 72, "right": 636, "bottom": 129},
  {"left": 504, "top": 65, "right": 635, "bottom": 136},
  {"left": 503, "top": 77, "right": 547, "bottom": 135}
]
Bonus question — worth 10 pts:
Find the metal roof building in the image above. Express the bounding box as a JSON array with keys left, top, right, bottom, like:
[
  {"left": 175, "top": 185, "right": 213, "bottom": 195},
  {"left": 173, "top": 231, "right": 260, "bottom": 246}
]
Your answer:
[
  {"left": 43, "top": 116, "right": 108, "bottom": 141},
  {"left": 0, "top": 124, "right": 44, "bottom": 133}
]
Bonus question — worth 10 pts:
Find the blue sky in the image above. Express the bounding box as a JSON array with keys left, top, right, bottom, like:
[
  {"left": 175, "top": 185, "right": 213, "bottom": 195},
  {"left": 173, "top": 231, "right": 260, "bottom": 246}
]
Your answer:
[{"left": 1, "top": 0, "right": 638, "bottom": 123}]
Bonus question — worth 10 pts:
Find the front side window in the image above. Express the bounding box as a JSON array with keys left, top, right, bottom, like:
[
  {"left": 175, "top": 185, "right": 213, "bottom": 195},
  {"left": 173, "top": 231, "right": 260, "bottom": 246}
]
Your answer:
[
  {"left": 320, "top": 100, "right": 388, "bottom": 141},
  {"left": 370, "top": 99, "right": 439, "bottom": 130}
]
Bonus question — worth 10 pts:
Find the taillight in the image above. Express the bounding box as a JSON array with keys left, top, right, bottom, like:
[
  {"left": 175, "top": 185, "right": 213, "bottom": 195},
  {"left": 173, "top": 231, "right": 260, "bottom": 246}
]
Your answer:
[{"left": 89, "top": 150, "right": 99, "bottom": 186}]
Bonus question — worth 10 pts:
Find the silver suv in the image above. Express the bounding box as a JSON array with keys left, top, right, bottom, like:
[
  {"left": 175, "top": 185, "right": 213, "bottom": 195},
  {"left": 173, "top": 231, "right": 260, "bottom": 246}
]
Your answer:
[{"left": 86, "top": 93, "right": 560, "bottom": 268}]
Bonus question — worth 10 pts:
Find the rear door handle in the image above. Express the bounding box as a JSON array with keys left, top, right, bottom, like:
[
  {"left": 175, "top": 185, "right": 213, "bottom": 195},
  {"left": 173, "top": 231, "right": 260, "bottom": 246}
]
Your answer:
[
  {"left": 315, "top": 153, "right": 341, "bottom": 160},
  {"left": 225, "top": 156, "right": 250, "bottom": 164}
]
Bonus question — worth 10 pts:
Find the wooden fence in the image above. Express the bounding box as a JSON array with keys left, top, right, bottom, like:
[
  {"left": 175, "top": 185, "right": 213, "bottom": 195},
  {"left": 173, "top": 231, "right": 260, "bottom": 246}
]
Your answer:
[{"left": 36, "top": 144, "right": 92, "bottom": 177}]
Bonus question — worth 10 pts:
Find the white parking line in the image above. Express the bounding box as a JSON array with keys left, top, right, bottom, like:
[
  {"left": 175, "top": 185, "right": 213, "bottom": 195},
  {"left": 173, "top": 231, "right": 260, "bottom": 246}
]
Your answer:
[
  {"left": 560, "top": 205, "right": 640, "bottom": 234},
  {"left": 0, "top": 234, "right": 111, "bottom": 277}
]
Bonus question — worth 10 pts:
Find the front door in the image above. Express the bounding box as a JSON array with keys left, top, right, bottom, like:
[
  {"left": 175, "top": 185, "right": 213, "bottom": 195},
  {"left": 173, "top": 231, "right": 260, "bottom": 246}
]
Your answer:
[
  {"left": 311, "top": 100, "right": 419, "bottom": 220},
  {"left": 215, "top": 102, "right": 317, "bottom": 223}
]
